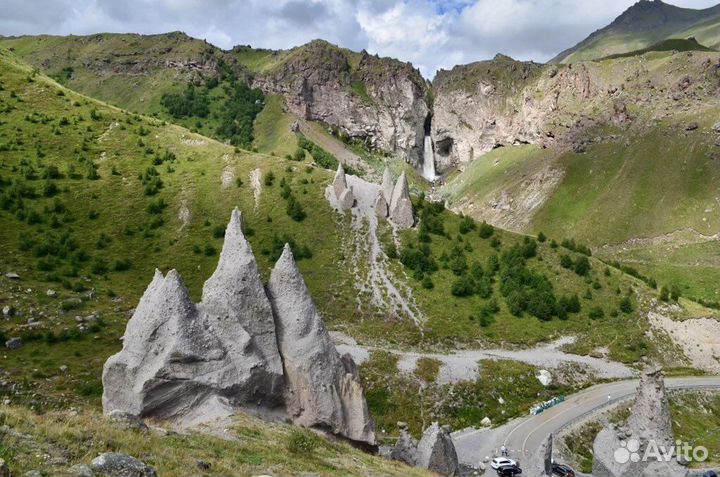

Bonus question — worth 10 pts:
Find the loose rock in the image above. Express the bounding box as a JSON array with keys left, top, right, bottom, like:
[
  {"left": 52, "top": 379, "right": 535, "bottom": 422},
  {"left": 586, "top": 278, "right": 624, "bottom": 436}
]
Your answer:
[
  {"left": 90, "top": 453, "right": 156, "bottom": 477},
  {"left": 416, "top": 422, "right": 459, "bottom": 476},
  {"left": 5, "top": 338, "right": 22, "bottom": 350}
]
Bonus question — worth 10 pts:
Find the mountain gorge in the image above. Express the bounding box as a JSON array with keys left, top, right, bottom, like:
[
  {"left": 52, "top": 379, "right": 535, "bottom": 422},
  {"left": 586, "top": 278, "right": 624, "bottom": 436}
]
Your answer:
[{"left": 1, "top": 2, "right": 720, "bottom": 475}]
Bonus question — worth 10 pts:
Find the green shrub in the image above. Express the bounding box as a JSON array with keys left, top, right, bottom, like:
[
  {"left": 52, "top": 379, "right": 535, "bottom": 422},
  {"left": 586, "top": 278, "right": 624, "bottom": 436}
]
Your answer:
[
  {"left": 588, "top": 306, "right": 605, "bottom": 320},
  {"left": 619, "top": 297, "right": 633, "bottom": 314},
  {"left": 264, "top": 171, "right": 275, "bottom": 186},
  {"left": 286, "top": 429, "right": 319, "bottom": 455},
  {"left": 478, "top": 221, "right": 494, "bottom": 239},
  {"left": 212, "top": 225, "right": 225, "bottom": 238},
  {"left": 286, "top": 195, "right": 306, "bottom": 222},
  {"left": 458, "top": 216, "right": 476, "bottom": 234}
]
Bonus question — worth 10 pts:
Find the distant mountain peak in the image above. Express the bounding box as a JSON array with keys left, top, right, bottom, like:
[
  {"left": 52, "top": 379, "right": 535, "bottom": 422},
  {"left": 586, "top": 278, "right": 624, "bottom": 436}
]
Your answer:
[{"left": 552, "top": 0, "right": 720, "bottom": 63}]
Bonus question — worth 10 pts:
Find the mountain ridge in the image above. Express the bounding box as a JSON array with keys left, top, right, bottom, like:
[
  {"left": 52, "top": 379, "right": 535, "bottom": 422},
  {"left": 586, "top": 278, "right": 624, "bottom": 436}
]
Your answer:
[{"left": 552, "top": 0, "right": 720, "bottom": 63}]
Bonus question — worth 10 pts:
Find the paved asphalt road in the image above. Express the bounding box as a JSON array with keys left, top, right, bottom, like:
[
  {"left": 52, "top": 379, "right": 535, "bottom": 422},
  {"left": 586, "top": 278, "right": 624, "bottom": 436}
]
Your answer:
[{"left": 453, "top": 376, "right": 720, "bottom": 471}]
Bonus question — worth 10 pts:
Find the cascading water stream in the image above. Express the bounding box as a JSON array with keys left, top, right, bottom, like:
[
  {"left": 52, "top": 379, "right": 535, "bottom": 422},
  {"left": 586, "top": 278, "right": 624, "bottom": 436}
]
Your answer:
[{"left": 422, "top": 134, "right": 437, "bottom": 181}]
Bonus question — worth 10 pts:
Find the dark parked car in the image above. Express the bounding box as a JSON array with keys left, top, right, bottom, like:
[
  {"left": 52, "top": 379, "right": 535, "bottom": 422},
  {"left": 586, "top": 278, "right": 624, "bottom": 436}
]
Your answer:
[
  {"left": 703, "top": 471, "right": 718, "bottom": 477},
  {"left": 497, "top": 464, "right": 522, "bottom": 476},
  {"left": 552, "top": 463, "right": 576, "bottom": 477}
]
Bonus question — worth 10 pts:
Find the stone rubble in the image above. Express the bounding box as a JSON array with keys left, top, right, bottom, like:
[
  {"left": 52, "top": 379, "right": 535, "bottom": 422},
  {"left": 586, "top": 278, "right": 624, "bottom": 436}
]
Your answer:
[
  {"left": 388, "top": 171, "right": 414, "bottom": 228},
  {"left": 332, "top": 164, "right": 355, "bottom": 210}
]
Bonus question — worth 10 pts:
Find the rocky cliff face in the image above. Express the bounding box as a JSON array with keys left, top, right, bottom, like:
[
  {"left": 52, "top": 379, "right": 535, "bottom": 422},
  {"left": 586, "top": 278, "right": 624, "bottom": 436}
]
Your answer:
[
  {"left": 431, "top": 51, "right": 720, "bottom": 168},
  {"left": 250, "top": 40, "right": 430, "bottom": 165},
  {"left": 103, "top": 208, "right": 375, "bottom": 445}
]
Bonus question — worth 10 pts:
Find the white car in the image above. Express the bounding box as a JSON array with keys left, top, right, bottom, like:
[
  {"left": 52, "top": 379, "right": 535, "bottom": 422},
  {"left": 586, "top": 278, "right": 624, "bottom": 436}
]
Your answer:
[{"left": 491, "top": 457, "right": 517, "bottom": 470}]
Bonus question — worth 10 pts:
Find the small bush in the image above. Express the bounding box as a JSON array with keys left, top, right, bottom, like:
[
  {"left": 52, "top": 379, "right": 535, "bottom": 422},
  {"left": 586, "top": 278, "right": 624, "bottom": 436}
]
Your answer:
[
  {"left": 286, "top": 429, "right": 319, "bottom": 455},
  {"left": 478, "top": 221, "right": 494, "bottom": 239},
  {"left": 212, "top": 225, "right": 225, "bottom": 238},
  {"left": 588, "top": 306, "right": 605, "bottom": 320}
]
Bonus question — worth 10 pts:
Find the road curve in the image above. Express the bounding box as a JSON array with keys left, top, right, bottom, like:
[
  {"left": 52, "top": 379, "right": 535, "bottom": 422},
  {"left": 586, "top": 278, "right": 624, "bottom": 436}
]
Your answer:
[{"left": 453, "top": 376, "right": 720, "bottom": 469}]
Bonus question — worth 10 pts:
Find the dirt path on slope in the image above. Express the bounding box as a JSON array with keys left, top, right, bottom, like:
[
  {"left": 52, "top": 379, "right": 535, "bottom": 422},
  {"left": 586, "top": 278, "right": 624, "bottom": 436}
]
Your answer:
[{"left": 332, "top": 333, "right": 634, "bottom": 384}]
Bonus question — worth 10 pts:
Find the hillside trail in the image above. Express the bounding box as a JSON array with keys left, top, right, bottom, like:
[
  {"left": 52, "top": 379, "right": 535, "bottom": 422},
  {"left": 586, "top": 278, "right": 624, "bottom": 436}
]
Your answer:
[
  {"left": 326, "top": 174, "right": 424, "bottom": 327},
  {"left": 331, "top": 333, "right": 634, "bottom": 384}
]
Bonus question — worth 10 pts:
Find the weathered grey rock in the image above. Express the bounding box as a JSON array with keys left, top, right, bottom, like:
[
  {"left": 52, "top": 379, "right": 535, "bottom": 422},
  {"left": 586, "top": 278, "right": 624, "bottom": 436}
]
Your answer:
[
  {"left": 267, "top": 244, "right": 375, "bottom": 445},
  {"left": 103, "top": 208, "right": 285, "bottom": 422},
  {"left": 536, "top": 369, "right": 553, "bottom": 386},
  {"left": 389, "top": 172, "right": 414, "bottom": 228},
  {"left": 199, "top": 208, "right": 285, "bottom": 406},
  {"left": 5, "top": 338, "right": 22, "bottom": 350},
  {"left": 390, "top": 422, "right": 418, "bottom": 466},
  {"left": 252, "top": 42, "right": 429, "bottom": 165},
  {"left": 46, "top": 289, "right": 57, "bottom": 297},
  {"left": 592, "top": 366, "right": 687, "bottom": 477},
  {"left": 0, "top": 458, "right": 9, "bottom": 477},
  {"left": 90, "top": 453, "right": 156, "bottom": 477},
  {"left": 68, "top": 464, "right": 95, "bottom": 477},
  {"left": 373, "top": 191, "right": 389, "bottom": 218},
  {"left": 416, "top": 422, "right": 459, "bottom": 476},
  {"left": 332, "top": 163, "right": 348, "bottom": 199},
  {"left": 4, "top": 272, "right": 19, "bottom": 280},
  {"left": 543, "top": 433, "right": 553, "bottom": 476},
  {"left": 338, "top": 186, "right": 355, "bottom": 209},
  {"left": 2, "top": 306, "right": 14, "bottom": 318},
  {"left": 381, "top": 168, "right": 395, "bottom": 203},
  {"left": 107, "top": 410, "right": 148, "bottom": 432}
]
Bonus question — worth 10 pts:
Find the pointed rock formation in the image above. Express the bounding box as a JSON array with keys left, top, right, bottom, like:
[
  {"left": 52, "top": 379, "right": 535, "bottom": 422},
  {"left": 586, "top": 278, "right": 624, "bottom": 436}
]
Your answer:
[
  {"left": 381, "top": 167, "right": 394, "bottom": 203},
  {"left": 103, "top": 208, "right": 285, "bottom": 422},
  {"left": 103, "top": 209, "right": 375, "bottom": 445},
  {"left": 199, "top": 208, "right": 285, "bottom": 406},
  {"left": 416, "top": 422, "right": 459, "bottom": 476},
  {"left": 389, "top": 171, "right": 414, "bottom": 228},
  {"left": 339, "top": 186, "right": 355, "bottom": 209},
  {"left": 267, "top": 244, "right": 376, "bottom": 445},
  {"left": 333, "top": 163, "right": 348, "bottom": 199},
  {"left": 373, "top": 190, "right": 388, "bottom": 218},
  {"left": 390, "top": 422, "right": 418, "bottom": 466},
  {"left": 592, "top": 366, "right": 687, "bottom": 477},
  {"left": 102, "top": 269, "right": 231, "bottom": 419}
]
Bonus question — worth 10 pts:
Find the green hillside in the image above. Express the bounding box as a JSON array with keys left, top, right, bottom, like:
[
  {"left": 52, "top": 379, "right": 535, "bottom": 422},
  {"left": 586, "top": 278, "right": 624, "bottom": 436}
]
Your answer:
[
  {"left": 552, "top": 0, "right": 720, "bottom": 63},
  {"left": 599, "top": 37, "right": 715, "bottom": 60},
  {"left": 0, "top": 46, "right": 706, "bottom": 439}
]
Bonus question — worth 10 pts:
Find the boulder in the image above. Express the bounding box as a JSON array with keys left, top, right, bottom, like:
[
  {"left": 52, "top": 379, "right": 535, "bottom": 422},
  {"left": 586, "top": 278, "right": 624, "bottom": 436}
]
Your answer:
[
  {"left": 536, "top": 369, "right": 553, "bottom": 386},
  {"left": 5, "top": 338, "right": 22, "bottom": 350},
  {"left": 68, "top": 464, "right": 94, "bottom": 477},
  {"left": 480, "top": 417, "right": 491, "bottom": 427},
  {"left": 389, "top": 172, "right": 414, "bottom": 228},
  {"left": 90, "top": 453, "right": 156, "bottom": 477},
  {"left": 2, "top": 306, "right": 15, "bottom": 318},
  {"left": 390, "top": 422, "right": 418, "bottom": 466},
  {"left": 4, "top": 272, "right": 19, "bottom": 280},
  {"left": 267, "top": 244, "right": 376, "bottom": 445},
  {"left": 381, "top": 167, "right": 395, "bottom": 203},
  {"left": 374, "top": 190, "right": 389, "bottom": 218},
  {"left": 0, "top": 458, "right": 8, "bottom": 477},
  {"left": 592, "top": 366, "right": 687, "bottom": 477},
  {"left": 333, "top": 163, "right": 348, "bottom": 199},
  {"left": 339, "top": 186, "right": 355, "bottom": 210},
  {"left": 102, "top": 208, "right": 285, "bottom": 421},
  {"left": 416, "top": 422, "right": 459, "bottom": 476}
]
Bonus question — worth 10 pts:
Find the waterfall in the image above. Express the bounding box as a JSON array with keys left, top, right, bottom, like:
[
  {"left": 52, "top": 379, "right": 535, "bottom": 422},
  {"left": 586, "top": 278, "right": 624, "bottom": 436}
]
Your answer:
[{"left": 422, "top": 135, "right": 437, "bottom": 181}]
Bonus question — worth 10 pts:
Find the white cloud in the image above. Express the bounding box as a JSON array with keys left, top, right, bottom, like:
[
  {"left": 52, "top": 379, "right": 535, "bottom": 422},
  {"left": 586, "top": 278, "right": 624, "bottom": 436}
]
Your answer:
[{"left": 1, "top": 0, "right": 718, "bottom": 78}]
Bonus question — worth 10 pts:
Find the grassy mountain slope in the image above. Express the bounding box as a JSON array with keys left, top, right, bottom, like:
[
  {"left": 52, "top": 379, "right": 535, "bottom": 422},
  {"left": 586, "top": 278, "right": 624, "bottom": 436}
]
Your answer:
[
  {"left": 0, "top": 46, "right": 704, "bottom": 431},
  {"left": 0, "top": 405, "right": 430, "bottom": 477},
  {"left": 439, "top": 48, "right": 720, "bottom": 304},
  {"left": 553, "top": 0, "right": 720, "bottom": 63}
]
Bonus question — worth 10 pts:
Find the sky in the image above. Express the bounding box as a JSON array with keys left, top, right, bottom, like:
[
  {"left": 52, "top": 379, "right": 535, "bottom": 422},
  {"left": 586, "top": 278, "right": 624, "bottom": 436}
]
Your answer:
[{"left": 1, "top": 0, "right": 718, "bottom": 77}]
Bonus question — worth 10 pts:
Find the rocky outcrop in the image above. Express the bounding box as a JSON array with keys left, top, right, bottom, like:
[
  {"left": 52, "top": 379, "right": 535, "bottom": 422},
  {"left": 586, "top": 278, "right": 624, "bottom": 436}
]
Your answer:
[
  {"left": 373, "top": 191, "right": 389, "bottom": 218},
  {"left": 389, "top": 172, "right": 414, "bottom": 228},
  {"left": 416, "top": 422, "right": 459, "bottom": 476},
  {"left": 390, "top": 422, "right": 418, "bottom": 466},
  {"left": 103, "top": 209, "right": 284, "bottom": 421},
  {"left": 103, "top": 208, "right": 373, "bottom": 445},
  {"left": 90, "top": 453, "right": 157, "bottom": 477},
  {"left": 332, "top": 164, "right": 355, "bottom": 210},
  {"left": 381, "top": 168, "right": 395, "bottom": 204},
  {"left": 267, "top": 244, "right": 375, "bottom": 445},
  {"left": 250, "top": 40, "right": 430, "bottom": 165},
  {"left": 592, "top": 366, "right": 687, "bottom": 477},
  {"left": 431, "top": 51, "right": 720, "bottom": 167}
]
